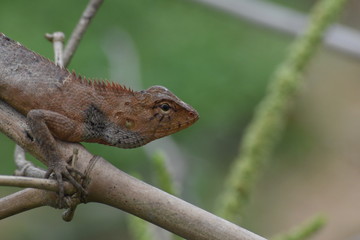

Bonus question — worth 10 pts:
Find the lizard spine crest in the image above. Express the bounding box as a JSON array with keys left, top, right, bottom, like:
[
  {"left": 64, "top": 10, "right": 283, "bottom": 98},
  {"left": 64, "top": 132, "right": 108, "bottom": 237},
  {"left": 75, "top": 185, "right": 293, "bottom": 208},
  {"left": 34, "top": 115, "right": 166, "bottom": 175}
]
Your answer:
[{"left": 70, "top": 71, "right": 134, "bottom": 95}]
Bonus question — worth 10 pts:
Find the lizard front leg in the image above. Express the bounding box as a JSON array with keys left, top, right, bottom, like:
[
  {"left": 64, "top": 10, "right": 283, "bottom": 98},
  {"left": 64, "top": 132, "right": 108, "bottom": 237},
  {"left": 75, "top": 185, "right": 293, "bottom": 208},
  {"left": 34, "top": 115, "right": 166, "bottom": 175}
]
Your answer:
[{"left": 27, "top": 109, "right": 86, "bottom": 206}]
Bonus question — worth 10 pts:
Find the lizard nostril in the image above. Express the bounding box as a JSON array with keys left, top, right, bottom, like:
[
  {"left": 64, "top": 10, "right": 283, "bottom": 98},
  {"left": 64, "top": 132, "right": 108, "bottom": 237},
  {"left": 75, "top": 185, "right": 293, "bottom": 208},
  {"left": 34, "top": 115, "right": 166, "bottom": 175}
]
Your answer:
[{"left": 188, "top": 111, "right": 199, "bottom": 120}]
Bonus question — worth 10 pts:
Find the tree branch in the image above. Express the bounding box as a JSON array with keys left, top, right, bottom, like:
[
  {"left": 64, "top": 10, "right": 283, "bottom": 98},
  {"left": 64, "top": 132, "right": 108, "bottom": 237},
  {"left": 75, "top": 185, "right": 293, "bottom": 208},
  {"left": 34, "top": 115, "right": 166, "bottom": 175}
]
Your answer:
[
  {"left": 14, "top": 145, "right": 46, "bottom": 178},
  {"left": 63, "top": 0, "right": 104, "bottom": 66},
  {"left": 0, "top": 175, "right": 65, "bottom": 192},
  {"left": 0, "top": 98, "right": 266, "bottom": 239},
  {"left": 0, "top": 188, "right": 59, "bottom": 219}
]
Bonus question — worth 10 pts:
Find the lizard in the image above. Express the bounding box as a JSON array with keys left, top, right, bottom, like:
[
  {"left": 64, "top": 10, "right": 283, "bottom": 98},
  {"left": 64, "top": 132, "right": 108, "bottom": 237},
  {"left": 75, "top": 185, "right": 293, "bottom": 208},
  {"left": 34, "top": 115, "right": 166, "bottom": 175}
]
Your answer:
[{"left": 0, "top": 33, "right": 199, "bottom": 203}]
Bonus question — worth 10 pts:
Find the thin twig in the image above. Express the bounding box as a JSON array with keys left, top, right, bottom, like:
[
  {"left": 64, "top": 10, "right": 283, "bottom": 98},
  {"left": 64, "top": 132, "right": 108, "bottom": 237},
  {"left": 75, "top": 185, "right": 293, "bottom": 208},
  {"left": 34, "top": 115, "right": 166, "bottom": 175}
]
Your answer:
[
  {"left": 63, "top": 0, "right": 104, "bottom": 66},
  {"left": 0, "top": 175, "right": 74, "bottom": 193},
  {"left": 45, "top": 32, "right": 65, "bottom": 67},
  {"left": 14, "top": 145, "right": 46, "bottom": 178}
]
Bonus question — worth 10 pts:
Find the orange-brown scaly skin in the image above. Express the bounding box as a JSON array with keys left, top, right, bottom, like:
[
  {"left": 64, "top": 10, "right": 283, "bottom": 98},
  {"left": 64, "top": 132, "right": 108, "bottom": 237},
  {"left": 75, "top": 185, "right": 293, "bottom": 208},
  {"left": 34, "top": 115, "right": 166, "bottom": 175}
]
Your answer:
[{"left": 0, "top": 33, "right": 199, "bottom": 202}]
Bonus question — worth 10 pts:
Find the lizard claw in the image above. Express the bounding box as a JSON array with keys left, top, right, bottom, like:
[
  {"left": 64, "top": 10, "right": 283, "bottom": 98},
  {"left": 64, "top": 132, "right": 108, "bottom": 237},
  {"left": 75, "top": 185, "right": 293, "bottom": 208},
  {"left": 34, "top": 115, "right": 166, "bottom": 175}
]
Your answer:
[{"left": 45, "top": 161, "right": 87, "bottom": 208}]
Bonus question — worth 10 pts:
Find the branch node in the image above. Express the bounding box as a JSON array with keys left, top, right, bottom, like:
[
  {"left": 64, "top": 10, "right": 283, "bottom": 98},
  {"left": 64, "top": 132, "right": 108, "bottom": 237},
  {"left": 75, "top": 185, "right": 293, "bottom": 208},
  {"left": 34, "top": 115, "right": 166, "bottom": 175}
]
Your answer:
[
  {"left": 45, "top": 32, "right": 65, "bottom": 43},
  {"left": 45, "top": 31, "right": 65, "bottom": 67}
]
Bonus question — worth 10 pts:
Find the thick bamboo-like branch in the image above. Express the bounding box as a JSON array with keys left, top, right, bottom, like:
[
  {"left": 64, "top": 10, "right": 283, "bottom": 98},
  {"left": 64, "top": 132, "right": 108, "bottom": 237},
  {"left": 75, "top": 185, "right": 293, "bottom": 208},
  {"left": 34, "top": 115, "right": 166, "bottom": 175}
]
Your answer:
[
  {"left": 0, "top": 99, "right": 266, "bottom": 239},
  {"left": 63, "top": 0, "right": 104, "bottom": 66}
]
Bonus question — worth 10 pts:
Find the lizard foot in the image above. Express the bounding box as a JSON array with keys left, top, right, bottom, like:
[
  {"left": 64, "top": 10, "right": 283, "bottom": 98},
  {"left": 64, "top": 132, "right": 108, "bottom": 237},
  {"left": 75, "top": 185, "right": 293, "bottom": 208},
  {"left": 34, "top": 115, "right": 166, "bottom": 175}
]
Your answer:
[{"left": 45, "top": 161, "right": 87, "bottom": 208}]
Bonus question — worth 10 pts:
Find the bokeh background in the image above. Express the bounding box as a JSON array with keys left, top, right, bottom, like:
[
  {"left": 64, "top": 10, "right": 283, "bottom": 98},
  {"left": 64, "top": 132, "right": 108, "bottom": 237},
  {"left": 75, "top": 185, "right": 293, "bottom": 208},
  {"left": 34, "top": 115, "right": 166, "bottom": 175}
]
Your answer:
[{"left": 1, "top": 0, "right": 360, "bottom": 239}]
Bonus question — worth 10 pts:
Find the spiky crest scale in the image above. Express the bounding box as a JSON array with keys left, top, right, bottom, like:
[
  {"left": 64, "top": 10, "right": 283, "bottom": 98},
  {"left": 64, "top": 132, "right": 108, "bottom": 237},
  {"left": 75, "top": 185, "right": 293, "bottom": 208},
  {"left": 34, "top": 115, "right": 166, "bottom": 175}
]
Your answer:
[{"left": 69, "top": 71, "right": 134, "bottom": 94}]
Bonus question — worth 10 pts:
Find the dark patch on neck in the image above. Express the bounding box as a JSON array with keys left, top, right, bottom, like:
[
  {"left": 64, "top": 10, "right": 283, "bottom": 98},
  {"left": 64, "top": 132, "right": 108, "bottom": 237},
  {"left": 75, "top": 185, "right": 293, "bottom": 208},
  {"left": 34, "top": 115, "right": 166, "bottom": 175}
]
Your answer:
[
  {"left": 83, "top": 104, "right": 147, "bottom": 148},
  {"left": 84, "top": 104, "right": 108, "bottom": 138}
]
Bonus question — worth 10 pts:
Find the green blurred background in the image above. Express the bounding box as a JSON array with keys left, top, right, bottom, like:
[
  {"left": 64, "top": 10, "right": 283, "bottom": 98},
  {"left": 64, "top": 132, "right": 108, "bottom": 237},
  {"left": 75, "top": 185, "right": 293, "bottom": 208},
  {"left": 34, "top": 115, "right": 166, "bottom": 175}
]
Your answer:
[{"left": 1, "top": 0, "right": 360, "bottom": 239}]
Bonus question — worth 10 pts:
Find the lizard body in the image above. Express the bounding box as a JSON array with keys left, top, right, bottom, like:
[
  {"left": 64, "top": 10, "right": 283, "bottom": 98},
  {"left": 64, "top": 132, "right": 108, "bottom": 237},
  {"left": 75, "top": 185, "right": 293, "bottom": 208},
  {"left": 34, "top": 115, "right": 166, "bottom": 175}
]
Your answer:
[{"left": 0, "top": 33, "right": 199, "bottom": 200}]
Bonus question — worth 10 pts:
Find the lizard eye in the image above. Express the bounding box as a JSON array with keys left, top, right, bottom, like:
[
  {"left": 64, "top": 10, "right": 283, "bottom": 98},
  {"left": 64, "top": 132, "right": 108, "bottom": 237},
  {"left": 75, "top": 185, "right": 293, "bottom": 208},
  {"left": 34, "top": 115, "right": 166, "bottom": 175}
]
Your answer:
[{"left": 159, "top": 103, "right": 171, "bottom": 112}]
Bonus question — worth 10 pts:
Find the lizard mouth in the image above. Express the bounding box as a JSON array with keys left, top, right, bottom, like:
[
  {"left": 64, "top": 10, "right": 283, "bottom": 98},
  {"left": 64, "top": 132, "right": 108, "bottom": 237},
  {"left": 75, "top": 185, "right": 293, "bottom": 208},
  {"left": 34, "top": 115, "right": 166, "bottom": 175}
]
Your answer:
[{"left": 153, "top": 110, "right": 199, "bottom": 138}]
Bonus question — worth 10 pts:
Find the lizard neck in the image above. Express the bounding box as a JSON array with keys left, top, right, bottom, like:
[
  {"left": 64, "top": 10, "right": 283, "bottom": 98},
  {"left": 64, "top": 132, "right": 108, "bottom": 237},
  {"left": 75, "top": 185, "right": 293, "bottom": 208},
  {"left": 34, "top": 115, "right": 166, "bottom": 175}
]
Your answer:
[
  {"left": 82, "top": 102, "right": 149, "bottom": 149},
  {"left": 70, "top": 75, "right": 150, "bottom": 148}
]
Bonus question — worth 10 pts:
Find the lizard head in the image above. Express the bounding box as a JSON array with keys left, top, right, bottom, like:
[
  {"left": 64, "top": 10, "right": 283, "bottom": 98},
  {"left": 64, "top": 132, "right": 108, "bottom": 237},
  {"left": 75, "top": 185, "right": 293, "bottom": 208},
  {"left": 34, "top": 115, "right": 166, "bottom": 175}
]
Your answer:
[
  {"left": 142, "top": 85, "right": 199, "bottom": 139},
  {"left": 109, "top": 85, "right": 199, "bottom": 148}
]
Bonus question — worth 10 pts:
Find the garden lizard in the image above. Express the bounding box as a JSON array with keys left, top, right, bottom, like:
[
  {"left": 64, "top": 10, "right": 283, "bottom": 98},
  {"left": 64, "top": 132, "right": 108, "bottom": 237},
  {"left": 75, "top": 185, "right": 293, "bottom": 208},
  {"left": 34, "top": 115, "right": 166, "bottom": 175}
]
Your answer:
[{"left": 0, "top": 33, "right": 199, "bottom": 201}]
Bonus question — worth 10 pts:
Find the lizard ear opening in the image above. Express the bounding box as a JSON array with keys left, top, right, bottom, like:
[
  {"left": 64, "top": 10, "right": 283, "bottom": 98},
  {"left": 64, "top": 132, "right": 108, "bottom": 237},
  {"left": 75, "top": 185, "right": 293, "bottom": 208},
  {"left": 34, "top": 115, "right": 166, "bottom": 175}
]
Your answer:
[{"left": 125, "top": 118, "right": 135, "bottom": 129}]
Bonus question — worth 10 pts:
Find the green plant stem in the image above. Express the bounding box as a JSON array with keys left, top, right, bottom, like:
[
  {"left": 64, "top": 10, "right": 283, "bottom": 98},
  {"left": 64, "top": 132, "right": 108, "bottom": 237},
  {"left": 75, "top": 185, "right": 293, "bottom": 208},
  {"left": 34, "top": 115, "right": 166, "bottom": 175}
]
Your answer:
[
  {"left": 128, "top": 215, "right": 154, "bottom": 240},
  {"left": 217, "top": 0, "right": 348, "bottom": 221},
  {"left": 152, "top": 151, "right": 177, "bottom": 196},
  {"left": 152, "top": 151, "right": 183, "bottom": 240},
  {"left": 271, "top": 215, "right": 326, "bottom": 240}
]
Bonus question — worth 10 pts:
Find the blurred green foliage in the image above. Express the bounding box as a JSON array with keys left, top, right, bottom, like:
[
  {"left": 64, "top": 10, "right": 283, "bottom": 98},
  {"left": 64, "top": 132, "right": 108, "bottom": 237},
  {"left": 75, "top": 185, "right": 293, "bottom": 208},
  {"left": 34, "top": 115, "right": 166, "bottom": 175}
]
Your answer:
[
  {"left": 271, "top": 215, "right": 326, "bottom": 240},
  {"left": 151, "top": 151, "right": 177, "bottom": 196},
  {"left": 271, "top": 0, "right": 314, "bottom": 12},
  {"left": 217, "top": 0, "right": 347, "bottom": 221},
  {"left": 0, "top": 0, "right": 316, "bottom": 239}
]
